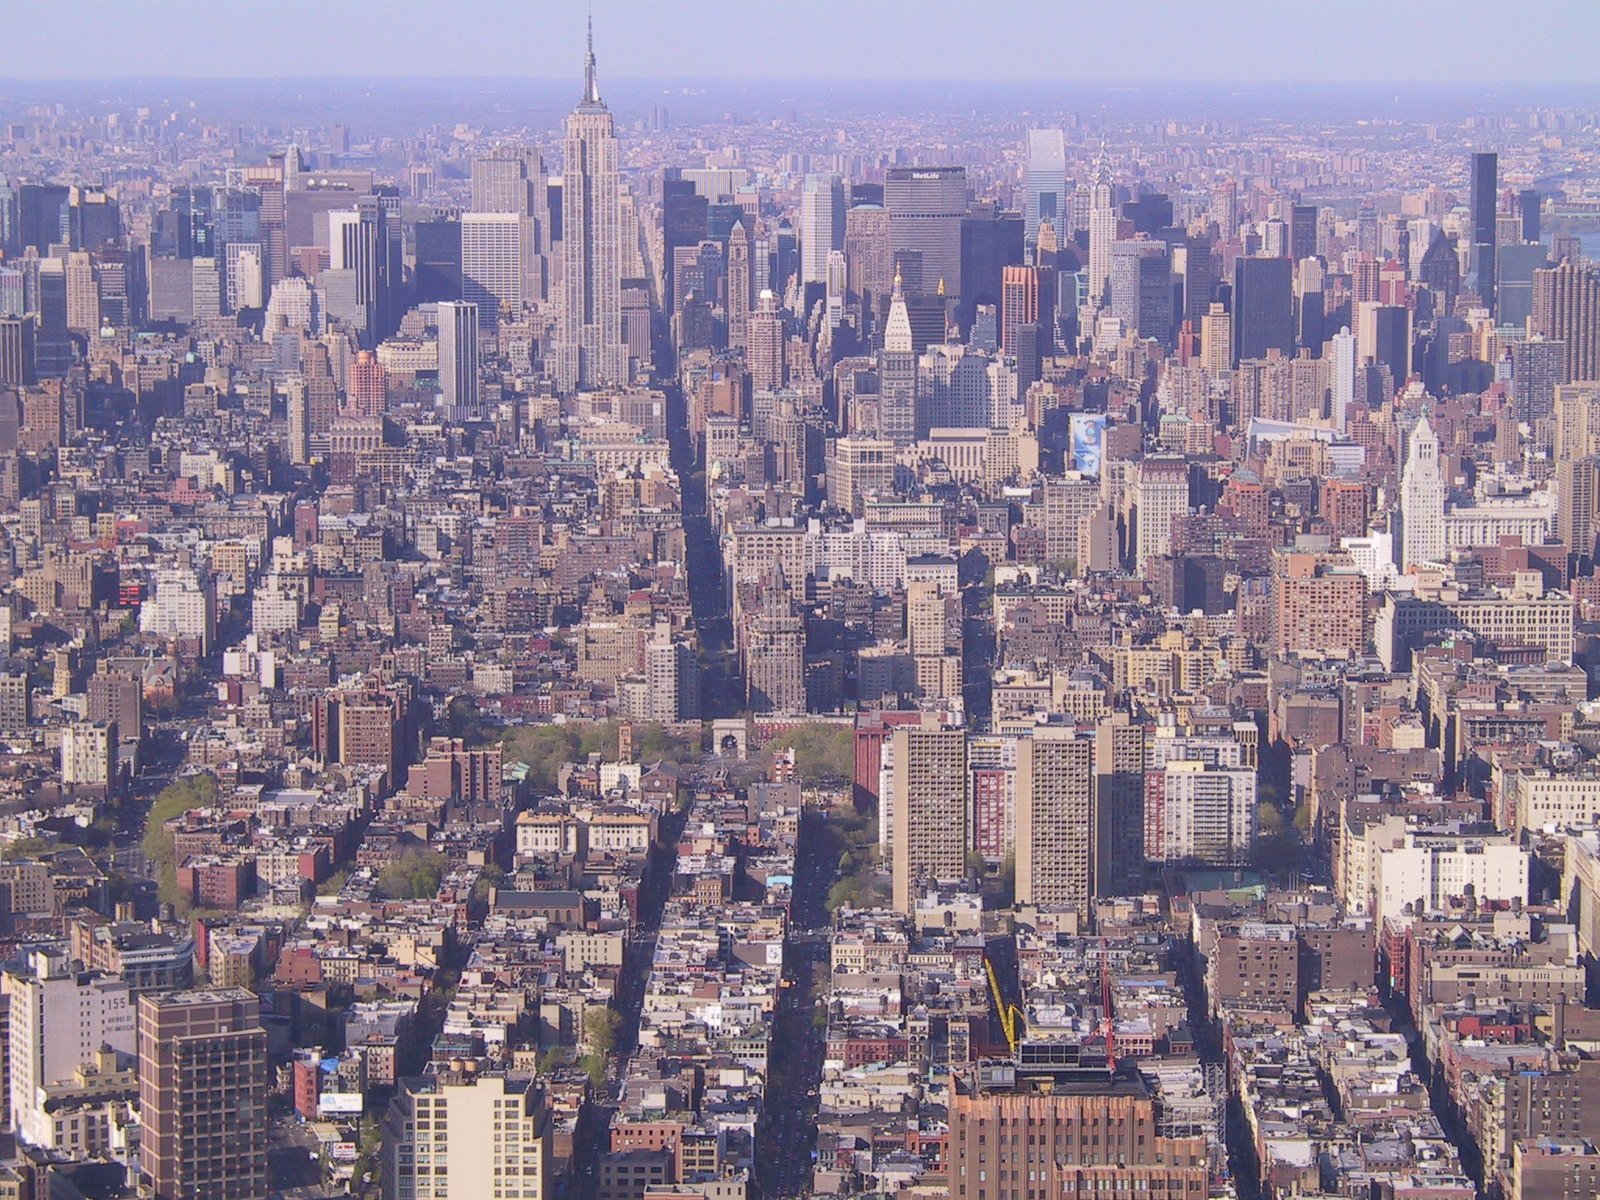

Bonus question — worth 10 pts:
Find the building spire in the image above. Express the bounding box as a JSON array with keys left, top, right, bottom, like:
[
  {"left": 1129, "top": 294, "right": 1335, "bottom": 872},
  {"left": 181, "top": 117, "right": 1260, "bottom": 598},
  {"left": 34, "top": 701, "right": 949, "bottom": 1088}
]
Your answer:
[{"left": 583, "top": 8, "right": 601, "bottom": 105}]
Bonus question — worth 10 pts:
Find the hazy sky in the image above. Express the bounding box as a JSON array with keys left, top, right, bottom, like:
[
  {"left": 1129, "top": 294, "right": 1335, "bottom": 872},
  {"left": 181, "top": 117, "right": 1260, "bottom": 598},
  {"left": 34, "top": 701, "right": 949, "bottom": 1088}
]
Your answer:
[{"left": 5, "top": 0, "right": 1598, "bottom": 83}]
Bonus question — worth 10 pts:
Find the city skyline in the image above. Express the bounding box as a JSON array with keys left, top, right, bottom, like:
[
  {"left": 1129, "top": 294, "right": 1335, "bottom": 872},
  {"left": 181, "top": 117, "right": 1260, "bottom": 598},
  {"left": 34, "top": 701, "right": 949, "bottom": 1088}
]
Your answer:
[
  {"left": 6, "top": 10, "right": 1600, "bottom": 1200},
  {"left": 6, "top": 0, "right": 1600, "bottom": 84}
]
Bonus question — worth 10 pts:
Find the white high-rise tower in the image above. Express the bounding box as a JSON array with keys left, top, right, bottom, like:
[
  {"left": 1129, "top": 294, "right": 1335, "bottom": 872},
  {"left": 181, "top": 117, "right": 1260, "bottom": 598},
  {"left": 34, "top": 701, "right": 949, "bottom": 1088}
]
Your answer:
[
  {"left": 1087, "top": 144, "right": 1117, "bottom": 307},
  {"left": 1024, "top": 129, "right": 1067, "bottom": 254},
  {"left": 1400, "top": 414, "right": 1445, "bottom": 571},
  {"left": 556, "top": 18, "right": 627, "bottom": 393},
  {"left": 1331, "top": 326, "right": 1356, "bottom": 432}
]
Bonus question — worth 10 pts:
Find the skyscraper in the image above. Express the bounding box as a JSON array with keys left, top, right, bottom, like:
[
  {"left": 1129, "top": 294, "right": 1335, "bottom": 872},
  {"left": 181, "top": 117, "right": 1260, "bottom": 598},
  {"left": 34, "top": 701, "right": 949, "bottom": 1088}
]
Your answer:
[
  {"left": 886, "top": 166, "right": 968, "bottom": 299},
  {"left": 460, "top": 212, "right": 523, "bottom": 329},
  {"left": 471, "top": 145, "right": 549, "bottom": 303},
  {"left": 890, "top": 719, "right": 967, "bottom": 913},
  {"left": 726, "top": 220, "right": 752, "bottom": 352},
  {"left": 1469, "top": 150, "right": 1498, "bottom": 310},
  {"left": 1400, "top": 415, "right": 1444, "bottom": 572},
  {"left": 1087, "top": 147, "right": 1117, "bottom": 306},
  {"left": 328, "top": 198, "right": 391, "bottom": 345},
  {"left": 1331, "top": 325, "right": 1356, "bottom": 432},
  {"left": 1135, "top": 456, "right": 1190, "bottom": 574},
  {"left": 1519, "top": 187, "right": 1542, "bottom": 244},
  {"left": 748, "top": 289, "right": 786, "bottom": 394},
  {"left": 947, "top": 1066, "right": 1212, "bottom": 1200},
  {"left": 1511, "top": 338, "right": 1567, "bottom": 426},
  {"left": 1015, "top": 726, "right": 1094, "bottom": 919},
  {"left": 1000, "top": 265, "right": 1039, "bottom": 355},
  {"left": 845, "top": 203, "right": 893, "bottom": 340},
  {"left": 1094, "top": 712, "right": 1148, "bottom": 897},
  {"left": 800, "top": 173, "right": 845, "bottom": 289},
  {"left": 1288, "top": 202, "right": 1319, "bottom": 264},
  {"left": 381, "top": 1067, "right": 553, "bottom": 1200},
  {"left": 438, "top": 301, "right": 481, "bottom": 416},
  {"left": 4, "top": 947, "right": 135, "bottom": 1148},
  {"left": 879, "top": 268, "right": 917, "bottom": 446},
  {"left": 1356, "top": 301, "right": 1411, "bottom": 390},
  {"left": 1024, "top": 129, "right": 1067, "bottom": 253},
  {"left": 1231, "top": 256, "right": 1295, "bottom": 366},
  {"left": 661, "top": 173, "right": 708, "bottom": 307},
  {"left": 138, "top": 988, "right": 268, "bottom": 1200},
  {"left": 1532, "top": 258, "right": 1600, "bottom": 384},
  {"left": 1109, "top": 239, "right": 1173, "bottom": 350},
  {"left": 557, "top": 20, "right": 627, "bottom": 392}
]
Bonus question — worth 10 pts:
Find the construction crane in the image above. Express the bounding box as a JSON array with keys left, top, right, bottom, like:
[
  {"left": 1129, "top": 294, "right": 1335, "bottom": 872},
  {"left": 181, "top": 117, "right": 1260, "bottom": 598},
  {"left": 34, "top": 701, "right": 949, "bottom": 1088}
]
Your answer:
[
  {"left": 984, "top": 953, "right": 1023, "bottom": 1056},
  {"left": 1095, "top": 936, "right": 1116, "bottom": 1069}
]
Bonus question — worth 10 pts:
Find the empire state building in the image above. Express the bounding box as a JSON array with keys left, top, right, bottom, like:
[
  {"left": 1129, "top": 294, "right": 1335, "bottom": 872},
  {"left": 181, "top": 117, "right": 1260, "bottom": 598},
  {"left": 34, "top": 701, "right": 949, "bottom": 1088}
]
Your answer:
[{"left": 556, "top": 20, "right": 628, "bottom": 393}]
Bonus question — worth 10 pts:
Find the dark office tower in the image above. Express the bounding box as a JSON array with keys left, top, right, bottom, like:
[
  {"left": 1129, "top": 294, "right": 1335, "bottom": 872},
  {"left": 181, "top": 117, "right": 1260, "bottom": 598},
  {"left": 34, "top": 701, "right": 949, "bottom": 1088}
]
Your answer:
[
  {"left": 1120, "top": 192, "right": 1172, "bottom": 237},
  {"left": 1289, "top": 202, "right": 1319, "bottom": 264},
  {"left": 69, "top": 186, "right": 120, "bottom": 250},
  {"left": 1533, "top": 259, "right": 1600, "bottom": 383},
  {"left": 773, "top": 219, "right": 798, "bottom": 298},
  {"left": 850, "top": 182, "right": 884, "bottom": 208},
  {"left": 1354, "top": 204, "right": 1379, "bottom": 258},
  {"left": 333, "top": 198, "right": 389, "bottom": 346},
  {"left": 707, "top": 202, "right": 744, "bottom": 241},
  {"left": 1512, "top": 339, "right": 1567, "bottom": 425},
  {"left": 1359, "top": 302, "right": 1412, "bottom": 391},
  {"left": 0, "top": 180, "right": 16, "bottom": 257},
  {"left": 727, "top": 220, "right": 752, "bottom": 352},
  {"left": 138, "top": 988, "right": 268, "bottom": 1200},
  {"left": 414, "top": 218, "right": 463, "bottom": 302},
  {"left": 1109, "top": 240, "right": 1173, "bottom": 350},
  {"left": 1519, "top": 188, "right": 1542, "bottom": 244},
  {"left": 886, "top": 166, "right": 968, "bottom": 299},
  {"left": 893, "top": 249, "right": 925, "bottom": 299},
  {"left": 18, "top": 184, "right": 69, "bottom": 253},
  {"left": 1295, "top": 258, "right": 1324, "bottom": 354},
  {"left": 958, "top": 201, "right": 1025, "bottom": 333},
  {"left": 212, "top": 188, "right": 260, "bottom": 248},
  {"left": 171, "top": 186, "right": 215, "bottom": 259},
  {"left": 0, "top": 316, "right": 34, "bottom": 388},
  {"left": 1497, "top": 242, "right": 1550, "bottom": 330},
  {"left": 1469, "top": 150, "right": 1498, "bottom": 310},
  {"left": 1177, "top": 234, "right": 1216, "bottom": 324},
  {"left": 1418, "top": 231, "right": 1461, "bottom": 317},
  {"left": 662, "top": 174, "right": 708, "bottom": 308},
  {"left": 845, "top": 204, "right": 892, "bottom": 342},
  {"left": 546, "top": 179, "right": 563, "bottom": 242},
  {"left": 1231, "top": 256, "right": 1294, "bottom": 366},
  {"left": 251, "top": 168, "right": 286, "bottom": 290}
]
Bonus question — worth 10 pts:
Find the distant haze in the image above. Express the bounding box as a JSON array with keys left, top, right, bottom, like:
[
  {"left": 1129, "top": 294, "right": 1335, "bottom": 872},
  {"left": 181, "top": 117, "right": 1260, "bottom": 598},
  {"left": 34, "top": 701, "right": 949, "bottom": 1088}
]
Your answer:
[{"left": 6, "top": 0, "right": 1597, "bottom": 83}]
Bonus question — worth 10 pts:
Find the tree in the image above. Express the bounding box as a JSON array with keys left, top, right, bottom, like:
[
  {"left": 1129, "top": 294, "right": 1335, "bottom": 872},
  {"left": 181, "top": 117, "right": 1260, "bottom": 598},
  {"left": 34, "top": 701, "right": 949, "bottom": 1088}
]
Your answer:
[
  {"left": 143, "top": 774, "right": 218, "bottom": 915},
  {"left": 446, "top": 696, "right": 496, "bottom": 748},
  {"left": 585, "top": 1005, "right": 621, "bottom": 1055},
  {"left": 376, "top": 850, "right": 449, "bottom": 900},
  {"left": 500, "top": 725, "right": 582, "bottom": 792},
  {"left": 768, "top": 725, "right": 854, "bottom": 782},
  {"left": 2, "top": 836, "right": 51, "bottom": 861}
]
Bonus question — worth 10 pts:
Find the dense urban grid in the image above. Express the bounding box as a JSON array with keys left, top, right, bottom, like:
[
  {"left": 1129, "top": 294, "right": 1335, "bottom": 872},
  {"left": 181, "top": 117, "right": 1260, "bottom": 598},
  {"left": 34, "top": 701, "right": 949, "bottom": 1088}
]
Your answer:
[{"left": 2, "top": 22, "right": 1600, "bottom": 1200}]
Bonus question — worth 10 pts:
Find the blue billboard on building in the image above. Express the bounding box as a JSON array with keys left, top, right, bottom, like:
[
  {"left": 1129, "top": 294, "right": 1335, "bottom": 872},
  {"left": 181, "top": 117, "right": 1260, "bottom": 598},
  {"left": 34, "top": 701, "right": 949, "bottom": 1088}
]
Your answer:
[{"left": 1070, "top": 413, "right": 1106, "bottom": 476}]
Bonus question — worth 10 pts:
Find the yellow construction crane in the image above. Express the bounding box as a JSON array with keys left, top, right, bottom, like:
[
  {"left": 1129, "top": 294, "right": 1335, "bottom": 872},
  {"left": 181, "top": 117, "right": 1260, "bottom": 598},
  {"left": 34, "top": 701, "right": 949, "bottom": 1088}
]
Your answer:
[{"left": 984, "top": 953, "right": 1023, "bottom": 1055}]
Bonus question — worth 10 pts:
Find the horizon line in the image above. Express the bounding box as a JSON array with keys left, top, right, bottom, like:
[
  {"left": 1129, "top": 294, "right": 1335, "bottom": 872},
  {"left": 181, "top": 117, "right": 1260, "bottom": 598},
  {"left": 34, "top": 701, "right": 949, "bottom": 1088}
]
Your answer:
[{"left": 1, "top": 73, "right": 1598, "bottom": 90}]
